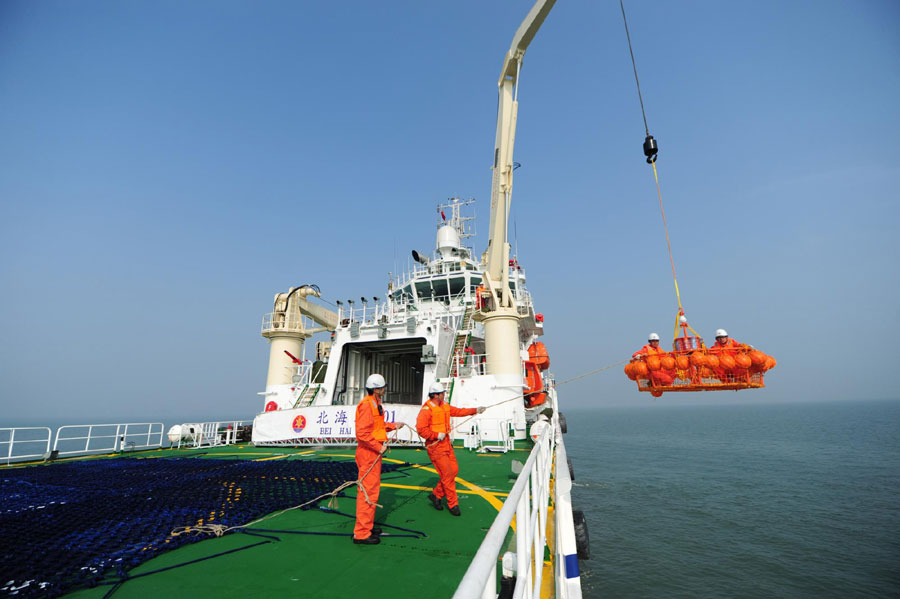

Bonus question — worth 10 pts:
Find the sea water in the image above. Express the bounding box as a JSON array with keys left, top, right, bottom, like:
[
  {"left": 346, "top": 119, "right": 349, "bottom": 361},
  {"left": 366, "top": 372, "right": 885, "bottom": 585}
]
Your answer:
[{"left": 566, "top": 399, "right": 900, "bottom": 598}]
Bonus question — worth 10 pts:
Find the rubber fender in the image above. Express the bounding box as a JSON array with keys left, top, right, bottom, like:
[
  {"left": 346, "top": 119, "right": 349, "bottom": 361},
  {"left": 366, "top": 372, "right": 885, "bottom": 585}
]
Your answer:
[
  {"left": 573, "top": 509, "right": 591, "bottom": 560},
  {"left": 567, "top": 456, "right": 575, "bottom": 481},
  {"left": 558, "top": 412, "right": 568, "bottom": 434}
]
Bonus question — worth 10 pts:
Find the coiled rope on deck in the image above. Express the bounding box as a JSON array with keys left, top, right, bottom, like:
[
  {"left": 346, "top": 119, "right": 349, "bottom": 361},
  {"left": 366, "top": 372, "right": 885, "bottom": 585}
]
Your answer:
[{"left": 171, "top": 428, "right": 413, "bottom": 539}]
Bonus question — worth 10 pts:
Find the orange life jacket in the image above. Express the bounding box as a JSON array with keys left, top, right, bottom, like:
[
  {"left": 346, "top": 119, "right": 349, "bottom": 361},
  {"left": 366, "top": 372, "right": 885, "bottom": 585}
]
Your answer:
[
  {"left": 361, "top": 394, "right": 387, "bottom": 442},
  {"left": 710, "top": 338, "right": 741, "bottom": 355},
  {"left": 633, "top": 344, "right": 665, "bottom": 359},
  {"left": 424, "top": 398, "right": 451, "bottom": 434}
]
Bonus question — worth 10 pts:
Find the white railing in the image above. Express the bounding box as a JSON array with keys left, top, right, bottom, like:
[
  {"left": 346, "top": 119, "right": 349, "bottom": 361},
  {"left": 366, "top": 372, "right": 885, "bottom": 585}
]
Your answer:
[
  {"left": 262, "top": 312, "right": 305, "bottom": 334},
  {"left": 291, "top": 362, "right": 313, "bottom": 386},
  {"left": 337, "top": 301, "right": 408, "bottom": 327},
  {"left": 452, "top": 351, "right": 488, "bottom": 377},
  {"left": 174, "top": 420, "right": 252, "bottom": 449},
  {"left": 53, "top": 423, "right": 164, "bottom": 456},
  {"left": 453, "top": 424, "right": 555, "bottom": 599},
  {"left": 335, "top": 291, "right": 470, "bottom": 330},
  {"left": 462, "top": 418, "right": 515, "bottom": 453},
  {"left": 1, "top": 427, "right": 51, "bottom": 465}
]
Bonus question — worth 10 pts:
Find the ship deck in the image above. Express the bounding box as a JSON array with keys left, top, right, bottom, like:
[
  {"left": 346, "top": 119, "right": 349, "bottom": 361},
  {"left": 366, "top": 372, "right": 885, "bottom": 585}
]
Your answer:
[{"left": 35, "top": 442, "right": 532, "bottom": 599}]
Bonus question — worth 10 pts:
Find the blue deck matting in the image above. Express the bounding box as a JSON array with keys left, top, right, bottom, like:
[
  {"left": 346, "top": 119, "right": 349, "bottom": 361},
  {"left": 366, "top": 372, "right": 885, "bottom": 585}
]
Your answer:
[{"left": 0, "top": 456, "right": 405, "bottom": 598}]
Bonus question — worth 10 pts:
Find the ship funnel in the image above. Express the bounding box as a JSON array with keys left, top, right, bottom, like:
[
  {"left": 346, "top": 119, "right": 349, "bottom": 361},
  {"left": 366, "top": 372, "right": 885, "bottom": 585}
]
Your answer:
[
  {"left": 411, "top": 249, "right": 430, "bottom": 265},
  {"left": 436, "top": 225, "right": 461, "bottom": 260}
]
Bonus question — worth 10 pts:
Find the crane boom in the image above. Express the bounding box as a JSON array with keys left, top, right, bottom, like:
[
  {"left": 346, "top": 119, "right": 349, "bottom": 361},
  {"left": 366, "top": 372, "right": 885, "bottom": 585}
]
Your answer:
[
  {"left": 485, "top": 0, "right": 557, "bottom": 290},
  {"left": 475, "top": 0, "right": 556, "bottom": 380}
]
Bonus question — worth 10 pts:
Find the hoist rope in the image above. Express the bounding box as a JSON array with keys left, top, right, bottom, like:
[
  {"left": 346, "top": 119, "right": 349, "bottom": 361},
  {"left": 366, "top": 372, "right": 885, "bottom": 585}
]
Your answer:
[
  {"left": 620, "top": 0, "right": 683, "bottom": 317},
  {"left": 651, "top": 160, "right": 683, "bottom": 312},
  {"left": 620, "top": 0, "right": 650, "bottom": 136}
]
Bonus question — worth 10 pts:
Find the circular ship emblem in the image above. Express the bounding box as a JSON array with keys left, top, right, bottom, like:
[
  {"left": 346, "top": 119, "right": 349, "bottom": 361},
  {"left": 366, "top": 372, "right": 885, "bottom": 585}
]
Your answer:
[{"left": 292, "top": 414, "right": 307, "bottom": 433}]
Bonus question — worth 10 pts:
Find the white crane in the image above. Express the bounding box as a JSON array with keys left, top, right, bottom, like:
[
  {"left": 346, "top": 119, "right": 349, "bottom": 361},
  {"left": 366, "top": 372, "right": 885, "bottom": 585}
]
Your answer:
[
  {"left": 260, "top": 285, "right": 338, "bottom": 409},
  {"left": 478, "top": 0, "right": 556, "bottom": 377}
]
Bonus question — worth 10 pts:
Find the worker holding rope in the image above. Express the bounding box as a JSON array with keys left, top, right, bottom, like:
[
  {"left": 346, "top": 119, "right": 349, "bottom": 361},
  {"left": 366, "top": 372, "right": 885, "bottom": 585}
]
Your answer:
[
  {"left": 416, "top": 383, "right": 485, "bottom": 516},
  {"left": 353, "top": 373, "right": 408, "bottom": 545}
]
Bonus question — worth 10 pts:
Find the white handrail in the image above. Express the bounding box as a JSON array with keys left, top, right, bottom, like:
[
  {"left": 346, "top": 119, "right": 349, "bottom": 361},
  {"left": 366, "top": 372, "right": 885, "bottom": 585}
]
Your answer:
[
  {"left": 1, "top": 427, "right": 51, "bottom": 465},
  {"left": 175, "top": 420, "right": 252, "bottom": 449},
  {"left": 453, "top": 425, "right": 554, "bottom": 599},
  {"left": 452, "top": 351, "right": 488, "bottom": 377},
  {"left": 54, "top": 422, "right": 164, "bottom": 456}
]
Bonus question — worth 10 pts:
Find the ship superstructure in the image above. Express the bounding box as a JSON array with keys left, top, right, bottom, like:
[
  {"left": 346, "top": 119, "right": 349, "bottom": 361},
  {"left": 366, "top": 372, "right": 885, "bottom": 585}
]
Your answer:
[{"left": 253, "top": 197, "right": 549, "bottom": 451}]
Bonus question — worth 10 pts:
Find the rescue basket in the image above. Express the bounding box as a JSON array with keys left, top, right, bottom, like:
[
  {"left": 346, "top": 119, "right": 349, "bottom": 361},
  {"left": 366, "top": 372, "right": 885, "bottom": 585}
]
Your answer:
[{"left": 625, "top": 346, "right": 776, "bottom": 397}]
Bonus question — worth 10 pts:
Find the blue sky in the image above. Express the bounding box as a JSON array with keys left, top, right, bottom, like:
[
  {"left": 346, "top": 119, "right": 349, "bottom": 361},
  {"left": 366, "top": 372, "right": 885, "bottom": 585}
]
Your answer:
[{"left": 1, "top": 0, "right": 898, "bottom": 424}]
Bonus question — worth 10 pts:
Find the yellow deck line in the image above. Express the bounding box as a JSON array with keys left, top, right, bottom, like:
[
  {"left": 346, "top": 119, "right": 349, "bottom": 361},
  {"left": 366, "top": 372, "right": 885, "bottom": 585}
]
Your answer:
[
  {"left": 542, "top": 504, "right": 556, "bottom": 598},
  {"left": 253, "top": 454, "right": 291, "bottom": 462},
  {"left": 540, "top": 455, "right": 558, "bottom": 599},
  {"left": 328, "top": 453, "right": 507, "bottom": 513},
  {"left": 381, "top": 482, "right": 508, "bottom": 497}
]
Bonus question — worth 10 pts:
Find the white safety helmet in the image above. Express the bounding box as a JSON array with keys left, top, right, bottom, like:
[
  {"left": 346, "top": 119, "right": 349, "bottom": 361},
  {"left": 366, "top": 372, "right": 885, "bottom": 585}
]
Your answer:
[
  {"left": 428, "top": 382, "right": 445, "bottom": 395},
  {"left": 365, "top": 373, "right": 386, "bottom": 390},
  {"left": 715, "top": 329, "right": 728, "bottom": 338},
  {"left": 648, "top": 333, "right": 660, "bottom": 341}
]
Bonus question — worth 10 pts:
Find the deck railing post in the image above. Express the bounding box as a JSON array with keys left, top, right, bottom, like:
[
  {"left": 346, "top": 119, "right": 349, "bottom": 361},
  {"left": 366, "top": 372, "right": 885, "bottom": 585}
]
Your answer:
[
  {"left": 7, "top": 428, "right": 14, "bottom": 464},
  {"left": 516, "top": 490, "right": 528, "bottom": 595}
]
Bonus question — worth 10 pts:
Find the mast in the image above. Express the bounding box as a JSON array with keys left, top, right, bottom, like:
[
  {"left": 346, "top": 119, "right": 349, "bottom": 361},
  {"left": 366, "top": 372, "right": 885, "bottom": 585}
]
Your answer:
[{"left": 478, "top": 0, "right": 556, "bottom": 377}]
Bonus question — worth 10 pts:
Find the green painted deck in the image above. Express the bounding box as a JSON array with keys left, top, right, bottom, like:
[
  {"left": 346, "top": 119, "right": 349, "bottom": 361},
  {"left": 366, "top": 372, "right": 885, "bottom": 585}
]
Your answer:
[{"left": 56, "top": 442, "right": 530, "bottom": 598}]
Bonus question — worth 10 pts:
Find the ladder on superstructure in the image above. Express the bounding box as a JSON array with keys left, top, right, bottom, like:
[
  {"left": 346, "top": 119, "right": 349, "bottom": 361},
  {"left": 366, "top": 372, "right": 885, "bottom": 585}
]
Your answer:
[
  {"left": 443, "top": 302, "right": 475, "bottom": 379},
  {"left": 292, "top": 384, "right": 321, "bottom": 408}
]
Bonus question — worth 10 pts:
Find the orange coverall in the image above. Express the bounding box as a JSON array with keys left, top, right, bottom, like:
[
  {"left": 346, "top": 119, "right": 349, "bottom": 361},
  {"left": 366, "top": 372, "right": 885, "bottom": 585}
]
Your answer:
[
  {"left": 632, "top": 344, "right": 674, "bottom": 386},
  {"left": 353, "top": 394, "right": 397, "bottom": 540},
  {"left": 709, "top": 338, "right": 749, "bottom": 380},
  {"left": 415, "top": 398, "right": 476, "bottom": 509},
  {"left": 710, "top": 338, "right": 742, "bottom": 352}
]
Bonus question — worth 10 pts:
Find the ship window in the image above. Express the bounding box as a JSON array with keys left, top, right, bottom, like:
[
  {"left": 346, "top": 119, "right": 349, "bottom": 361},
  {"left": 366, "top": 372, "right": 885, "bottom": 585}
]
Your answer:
[
  {"left": 432, "top": 279, "right": 449, "bottom": 298},
  {"left": 415, "top": 282, "right": 433, "bottom": 298},
  {"left": 447, "top": 276, "right": 465, "bottom": 296}
]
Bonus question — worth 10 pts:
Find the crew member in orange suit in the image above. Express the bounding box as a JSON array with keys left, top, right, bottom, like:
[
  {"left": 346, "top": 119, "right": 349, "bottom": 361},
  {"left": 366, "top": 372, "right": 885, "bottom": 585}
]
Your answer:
[
  {"left": 632, "top": 333, "right": 674, "bottom": 387},
  {"left": 709, "top": 329, "right": 742, "bottom": 352},
  {"left": 353, "top": 373, "right": 407, "bottom": 545},
  {"left": 416, "top": 383, "right": 485, "bottom": 516},
  {"left": 708, "top": 329, "right": 749, "bottom": 380}
]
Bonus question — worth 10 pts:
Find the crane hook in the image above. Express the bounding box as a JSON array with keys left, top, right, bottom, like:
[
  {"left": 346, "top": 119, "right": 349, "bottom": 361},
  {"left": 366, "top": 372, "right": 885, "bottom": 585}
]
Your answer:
[{"left": 643, "top": 134, "right": 658, "bottom": 164}]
